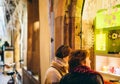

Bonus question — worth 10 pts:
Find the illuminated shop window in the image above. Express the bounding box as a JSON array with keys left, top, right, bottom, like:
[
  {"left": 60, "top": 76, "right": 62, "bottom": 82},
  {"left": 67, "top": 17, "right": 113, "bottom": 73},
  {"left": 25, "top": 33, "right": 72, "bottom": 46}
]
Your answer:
[{"left": 96, "top": 33, "right": 106, "bottom": 51}]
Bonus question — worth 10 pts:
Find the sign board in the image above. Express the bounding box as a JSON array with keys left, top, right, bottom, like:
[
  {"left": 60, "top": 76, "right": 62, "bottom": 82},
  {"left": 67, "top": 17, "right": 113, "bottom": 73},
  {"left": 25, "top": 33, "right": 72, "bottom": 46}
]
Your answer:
[{"left": 4, "top": 50, "right": 14, "bottom": 72}]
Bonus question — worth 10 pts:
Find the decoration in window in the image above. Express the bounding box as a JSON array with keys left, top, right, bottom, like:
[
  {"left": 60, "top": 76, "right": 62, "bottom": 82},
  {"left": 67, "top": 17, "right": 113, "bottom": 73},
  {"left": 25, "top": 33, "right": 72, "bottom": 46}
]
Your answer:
[{"left": 108, "top": 30, "right": 120, "bottom": 40}]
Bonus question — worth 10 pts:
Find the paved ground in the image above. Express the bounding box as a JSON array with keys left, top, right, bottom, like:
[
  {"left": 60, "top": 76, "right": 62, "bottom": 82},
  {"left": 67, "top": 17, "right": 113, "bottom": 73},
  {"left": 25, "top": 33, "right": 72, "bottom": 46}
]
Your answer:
[
  {"left": 0, "top": 72, "right": 11, "bottom": 84},
  {"left": 0, "top": 67, "right": 22, "bottom": 84}
]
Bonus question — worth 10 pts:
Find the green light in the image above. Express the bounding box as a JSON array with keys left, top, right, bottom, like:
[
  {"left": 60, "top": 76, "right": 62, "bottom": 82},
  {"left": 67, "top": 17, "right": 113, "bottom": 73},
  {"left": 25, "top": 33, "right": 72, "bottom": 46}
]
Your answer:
[
  {"left": 96, "top": 7, "right": 120, "bottom": 28},
  {"left": 96, "top": 33, "right": 106, "bottom": 51}
]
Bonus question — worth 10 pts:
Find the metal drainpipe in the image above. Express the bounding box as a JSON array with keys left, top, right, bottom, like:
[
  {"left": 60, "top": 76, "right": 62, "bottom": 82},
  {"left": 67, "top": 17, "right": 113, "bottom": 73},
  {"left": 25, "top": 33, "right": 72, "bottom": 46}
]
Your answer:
[{"left": 80, "top": 0, "right": 85, "bottom": 49}]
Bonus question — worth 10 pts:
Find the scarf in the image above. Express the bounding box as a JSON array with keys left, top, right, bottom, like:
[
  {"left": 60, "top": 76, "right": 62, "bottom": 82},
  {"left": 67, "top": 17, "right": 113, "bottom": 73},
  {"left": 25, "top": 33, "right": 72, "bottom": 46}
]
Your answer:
[
  {"left": 70, "top": 65, "right": 100, "bottom": 75},
  {"left": 51, "top": 57, "right": 68, "bottom": 76}
]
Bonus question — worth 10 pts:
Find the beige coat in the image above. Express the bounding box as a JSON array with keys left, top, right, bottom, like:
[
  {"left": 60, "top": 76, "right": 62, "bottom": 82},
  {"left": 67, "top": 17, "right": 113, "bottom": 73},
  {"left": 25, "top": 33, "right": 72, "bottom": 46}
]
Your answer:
[{"left": 44, "top": 57, "right": 68, "bottom": 84}]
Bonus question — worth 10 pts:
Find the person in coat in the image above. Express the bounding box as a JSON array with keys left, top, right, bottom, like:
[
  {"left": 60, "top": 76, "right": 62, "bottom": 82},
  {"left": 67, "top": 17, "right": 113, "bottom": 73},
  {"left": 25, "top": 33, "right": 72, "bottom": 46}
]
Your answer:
[
  {"left": 44, "top": 45, "right": 72, "bottom": 84},
  {"left": 60, "top": 50, "right": 104, "bottom": 84}
]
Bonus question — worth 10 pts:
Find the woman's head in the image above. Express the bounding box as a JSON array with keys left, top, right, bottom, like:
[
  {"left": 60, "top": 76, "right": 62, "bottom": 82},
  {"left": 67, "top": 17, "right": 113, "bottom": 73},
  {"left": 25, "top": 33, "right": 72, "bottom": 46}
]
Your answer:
[
  {"left": 69, "top": 50, "right": 91, "bottom": 72},
  {"left": 55, "top": 45, "right": 71, "bottom": 59}
]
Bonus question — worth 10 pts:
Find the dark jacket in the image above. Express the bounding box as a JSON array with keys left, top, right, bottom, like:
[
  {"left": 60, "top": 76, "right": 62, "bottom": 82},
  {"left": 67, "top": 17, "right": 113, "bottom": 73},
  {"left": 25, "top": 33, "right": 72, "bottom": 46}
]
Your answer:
[{"left": 60, "top": 65, "right": 104, "bottom": 84}]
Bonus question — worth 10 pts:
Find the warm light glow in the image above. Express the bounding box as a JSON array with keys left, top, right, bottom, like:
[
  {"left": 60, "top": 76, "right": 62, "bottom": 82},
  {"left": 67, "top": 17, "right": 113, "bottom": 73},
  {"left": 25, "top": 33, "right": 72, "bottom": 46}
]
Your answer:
[
  {"left": 102, "top": 66, "right": 108, "bottom": 72},
  {"left": 34, "top": 21, "right": 39, "bottom": 31}
]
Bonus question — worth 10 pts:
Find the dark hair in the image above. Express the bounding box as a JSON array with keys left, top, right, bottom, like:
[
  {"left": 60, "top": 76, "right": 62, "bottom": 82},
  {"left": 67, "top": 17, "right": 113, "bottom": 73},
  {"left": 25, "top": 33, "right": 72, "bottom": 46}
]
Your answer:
[
  {"left": 69, "top": 50, "right": 89, "bottom": 72},
  {"left": 55, "top": 45, "right": 71, "bottom": 59},
  {"left": 4, "top": 41, "right": 9, "bottom": 47}
]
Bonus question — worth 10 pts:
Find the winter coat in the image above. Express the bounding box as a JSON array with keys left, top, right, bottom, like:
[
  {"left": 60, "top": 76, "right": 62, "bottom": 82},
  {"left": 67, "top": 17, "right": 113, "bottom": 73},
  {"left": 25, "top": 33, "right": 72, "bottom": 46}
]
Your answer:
[
  {"left": 44, "top": 57, "right": 68, "bottom": 84},
  {"left": 60, "top": 65, "right": 104, "bottom": 84}
]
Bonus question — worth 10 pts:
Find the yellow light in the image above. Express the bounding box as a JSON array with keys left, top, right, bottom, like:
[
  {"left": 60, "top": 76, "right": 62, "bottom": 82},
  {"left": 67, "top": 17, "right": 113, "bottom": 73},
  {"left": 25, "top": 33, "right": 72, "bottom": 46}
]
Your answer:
[
  {"left": 96, "top": 33, "right": 106, "bottom": 51},
  {"left": 34, "top": 21, "right": 39, "bottom": 31}
]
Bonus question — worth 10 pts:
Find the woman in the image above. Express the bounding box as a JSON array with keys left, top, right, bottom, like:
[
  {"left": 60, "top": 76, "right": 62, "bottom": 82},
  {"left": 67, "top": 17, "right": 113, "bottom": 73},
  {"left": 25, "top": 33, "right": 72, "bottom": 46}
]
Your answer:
[
  {"left": 60, "top": 50, "right": 104, "bottom": 84},
  {"left": 44, "top": 45, "right": 72, "bottom": 84}
]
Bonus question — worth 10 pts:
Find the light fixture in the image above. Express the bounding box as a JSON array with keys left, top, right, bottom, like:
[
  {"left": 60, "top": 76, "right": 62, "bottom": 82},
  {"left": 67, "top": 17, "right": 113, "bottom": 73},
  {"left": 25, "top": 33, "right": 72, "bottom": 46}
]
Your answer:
[{"left": 34, "top": 21, "right": 39, "bottom": 31}]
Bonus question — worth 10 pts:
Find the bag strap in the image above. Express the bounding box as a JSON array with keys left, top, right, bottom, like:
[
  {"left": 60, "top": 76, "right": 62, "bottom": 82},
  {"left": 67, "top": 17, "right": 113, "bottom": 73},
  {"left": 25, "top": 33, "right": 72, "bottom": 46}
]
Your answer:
[{"left": 51, "top": 66, "right": 63, "bottom": 76}]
